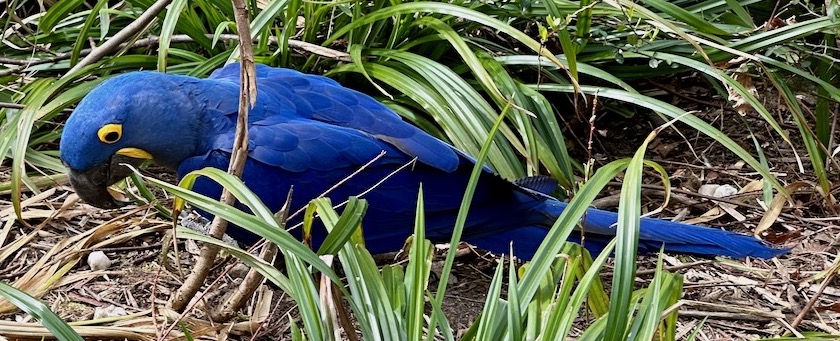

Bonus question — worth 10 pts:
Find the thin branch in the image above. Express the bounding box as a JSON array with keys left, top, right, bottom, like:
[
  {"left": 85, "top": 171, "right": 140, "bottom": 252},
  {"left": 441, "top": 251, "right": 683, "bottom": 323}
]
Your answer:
[
  {"left": 0, "top": 57, "right": 41, "bottom": 65},
  {"left": 791, "top": 263, "right": 838, "bottom": 328},
  {"left": 168, "top": 0, "right": 257, "bottom": 314},
  {"left": 0, "top": 34, "right": 351, "bottom": 77},
  {"left": 0, "top": 101, "right": 73, "bottom": 113},
  {"left": 64, "top": 0, "right": 172, "bottom": 77},
  {"left": 213, "top": 193, "right": 288, "bottom": 321},
  {"left": 287, "top": 150, "right": 387, "bottom": 221}
]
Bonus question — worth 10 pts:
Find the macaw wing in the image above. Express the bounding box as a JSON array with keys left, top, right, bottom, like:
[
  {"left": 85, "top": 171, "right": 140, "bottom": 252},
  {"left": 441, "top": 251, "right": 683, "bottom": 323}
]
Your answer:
[
  {"left": 209, "top": 119, "right": 411, "bottom": 173},
  {"left": 207, "top": 63, "right": 460, "bottom": 172}
]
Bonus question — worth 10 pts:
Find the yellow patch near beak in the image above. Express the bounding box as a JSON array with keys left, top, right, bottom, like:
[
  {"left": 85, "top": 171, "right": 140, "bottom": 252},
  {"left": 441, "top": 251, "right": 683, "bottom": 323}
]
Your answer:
[{"left": 116, "top": 148, "right": 153, "bottom": 160}]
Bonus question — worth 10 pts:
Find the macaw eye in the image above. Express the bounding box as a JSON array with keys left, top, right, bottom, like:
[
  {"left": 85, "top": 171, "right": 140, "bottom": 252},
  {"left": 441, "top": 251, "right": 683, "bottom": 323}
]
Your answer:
[{"left": 97, "top": 124, "right": 122, "bottom": 144}]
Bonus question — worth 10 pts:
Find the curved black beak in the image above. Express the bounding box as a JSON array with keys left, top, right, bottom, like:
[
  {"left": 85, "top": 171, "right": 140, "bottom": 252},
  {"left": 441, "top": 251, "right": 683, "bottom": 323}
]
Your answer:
[{"left": 66, "top": 155, "right": 148, "bottom": 209}]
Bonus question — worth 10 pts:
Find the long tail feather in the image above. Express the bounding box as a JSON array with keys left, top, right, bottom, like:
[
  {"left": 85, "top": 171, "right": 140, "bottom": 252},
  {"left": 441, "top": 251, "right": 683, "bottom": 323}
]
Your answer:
[
  {"left": 548, "top": 200, "right": 788, "bottom": 259},
  {"left": 470, "top": 199, "right": 788, "bottom": 260}
]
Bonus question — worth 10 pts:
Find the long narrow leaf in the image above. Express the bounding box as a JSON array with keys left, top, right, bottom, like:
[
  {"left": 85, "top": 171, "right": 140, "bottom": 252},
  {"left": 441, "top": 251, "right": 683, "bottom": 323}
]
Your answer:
[{"left": 0, "top": 282, "right": 83, "bottom": 341}]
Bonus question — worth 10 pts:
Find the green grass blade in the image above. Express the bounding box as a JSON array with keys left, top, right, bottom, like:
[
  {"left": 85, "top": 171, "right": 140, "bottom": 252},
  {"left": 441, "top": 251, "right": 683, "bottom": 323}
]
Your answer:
[
  {"left": 474, "top": 260, "right": 506, "bottom": 341},
  {"left": 505, "top": 254, "right": 521, "bottom": 341},
  {"left": 40, "top": 0, "right": 85, "bottom": 33},
  {"left": 722, "top": 0, "right": 755, "bottom": 27},
  {"left": 411, "top": 17, "right": 507, "bottom": 106},
  {"left": 552, "top": 240, "right": 616, "bottom": 340},
  {"left": 603, "top": 134, "right": 648, "bottom": 340},
  {"left": 324, "top": 2, "right": 573, "bottom": 81},
  {"left": 515, "top": 158, "right": 630, "bottom": 312},
  {"left": 406, "top": 187, "right": 432, "bottom": 340},
  {"left": 140, "top": 167, "right": 342, "bottom": 284},
  {"left": 314, "top": 197, "right": 367, "bottom": 255},
  {"left": 366, "top": 49, "right": 524, "bottom": 177},
  {"left": 71, "top": 0, "right": 109, "bottom": 66},
  {"left": 633, "top": 51, "right": 790, "bottom": 145},
  {"left": 315, "top": 198, "right": 402, "bottom": 340},
  {"left": 643, "top": 0, "right": 729, "bottom": 35},
  {"left": 157, "top": 0, "right": 189, "bottom": 71},
  {"left": 429, "top": 103, "right": 513, "bottom": 337},
  {"left": 726, "top": 17, "right": 836, "bottom": 57},
  {"left": 286, "top": 253, "right": 327, "bottom": 341},
  {"left": 338, "top": 234, "right": 403, "bottom": 340},
  {"left": 765, "top": 70, "right": 832, "bottom": 200},
  {"left": 175, "top": 228, "right": 292, "bottom": 292}
]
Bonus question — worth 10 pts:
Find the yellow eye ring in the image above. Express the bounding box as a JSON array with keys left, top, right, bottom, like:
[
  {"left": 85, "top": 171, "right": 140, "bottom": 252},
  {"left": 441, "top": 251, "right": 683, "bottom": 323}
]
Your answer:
[{"left": 97, "top": 124, "right": 122, "bottom": 144}]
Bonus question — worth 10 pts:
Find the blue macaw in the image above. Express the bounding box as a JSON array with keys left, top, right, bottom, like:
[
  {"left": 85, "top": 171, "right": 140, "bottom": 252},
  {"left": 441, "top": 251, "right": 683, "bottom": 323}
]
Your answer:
[{"left": 58, "top": 63, "right": 786, "bottom": 260}]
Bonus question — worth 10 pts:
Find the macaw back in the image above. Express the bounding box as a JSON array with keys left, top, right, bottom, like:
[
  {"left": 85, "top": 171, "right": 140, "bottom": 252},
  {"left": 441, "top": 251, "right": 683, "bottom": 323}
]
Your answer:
[{"left": 180, "top": 64, "right": 552, "bottom": 255}]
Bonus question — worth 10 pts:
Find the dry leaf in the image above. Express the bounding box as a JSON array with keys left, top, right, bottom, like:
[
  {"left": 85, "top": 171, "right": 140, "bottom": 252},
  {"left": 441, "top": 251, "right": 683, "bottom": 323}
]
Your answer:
[
  {"left": 727, "top": 73, "right": 758, "bottom": 115},
  {"left": 755, "top": 182, "right": 813, "bottom": 237}
]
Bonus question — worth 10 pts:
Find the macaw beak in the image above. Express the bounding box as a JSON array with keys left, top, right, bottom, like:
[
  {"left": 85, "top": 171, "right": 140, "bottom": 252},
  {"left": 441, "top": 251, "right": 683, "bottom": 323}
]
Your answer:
[{"left": 65, "top": 154, "right": 148, "bottom": 209}]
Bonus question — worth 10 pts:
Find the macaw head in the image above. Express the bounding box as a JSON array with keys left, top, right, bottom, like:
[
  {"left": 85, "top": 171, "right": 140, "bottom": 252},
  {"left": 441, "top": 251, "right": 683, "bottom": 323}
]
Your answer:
[{"left": 60, "top": 72, "right": 205, "bottom": 208}]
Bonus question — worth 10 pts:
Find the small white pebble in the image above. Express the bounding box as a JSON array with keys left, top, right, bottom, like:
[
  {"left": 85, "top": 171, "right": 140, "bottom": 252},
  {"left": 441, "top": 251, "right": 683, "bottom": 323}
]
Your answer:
[
  {"left": 713, "top": 184, "right": 738, "bottom": 198},
  {"left": 93, "top": 305, "right": 127, "bottom": 319},
  {"left": 87, "top": 251, "right": 112, "bottom": 271},
  {"left": 698, "top": 184, "right": 719, "bottom": 197}
]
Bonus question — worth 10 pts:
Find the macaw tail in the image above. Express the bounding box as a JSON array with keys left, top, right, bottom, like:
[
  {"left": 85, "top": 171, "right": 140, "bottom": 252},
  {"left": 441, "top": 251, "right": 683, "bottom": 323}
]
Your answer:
[{"left": 467, "top": 199, "right": 788, "bottom": 260}]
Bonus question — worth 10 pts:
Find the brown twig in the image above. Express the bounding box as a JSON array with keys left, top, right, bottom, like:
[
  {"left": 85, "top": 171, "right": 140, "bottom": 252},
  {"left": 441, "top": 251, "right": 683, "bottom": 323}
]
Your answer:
[
  {"left": 205, "top": 1, "right": 261, "bottom": 320},
  {"left": 64, "top": 0, "right": 172, "bottom": 76},
  {"left": 635, "top": 260, "right": 714, "bottom": 275},
  {"left": 212, "top": 191, "right": 290, "bottom": 321},
  {"left": 602, "top": 181, "right": 838, "bottom": 231},
  {"left": 678, "top": 310, "right": 781, "bottom": 321},
  {"left": 0, "top": 34, "right": 351, "bottom": 77},
  {"left": 603, "top": 181, "right": 764, "bottom": 211},
  {"left": 286, "top": 151, "right": 386, "bottom": 222},
  {"left": 285, "top": 156, "right": 417, "bottom": 233},
  {"left": 167, "top": 0, "right": 257, "bottom": 313},
  {"left": 591, "top": 189, "right": 701, "bottom": 210},
  {"left": 580, "top": 93, "right": 599, "bottom": 249},
  {"left": 680, "top": 300, "right": 785, "bottom": 320},
  {"left": 159, "top": 260, "right": 234, "bottom": 339},
  {"left": 0, "top": 101, "right": 73, "bottom": 113},
  {"left": 213, "top": 242, "right": 279, "bottom": 320},
  {"left": 791, "top": 260, "right": 839, "bottom": 328}
]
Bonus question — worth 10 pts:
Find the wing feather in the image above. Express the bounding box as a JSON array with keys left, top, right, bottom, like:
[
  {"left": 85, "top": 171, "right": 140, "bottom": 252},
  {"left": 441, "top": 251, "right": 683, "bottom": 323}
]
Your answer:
[{"left": 205, "top": 63, "right": 460, "bottom": 172}]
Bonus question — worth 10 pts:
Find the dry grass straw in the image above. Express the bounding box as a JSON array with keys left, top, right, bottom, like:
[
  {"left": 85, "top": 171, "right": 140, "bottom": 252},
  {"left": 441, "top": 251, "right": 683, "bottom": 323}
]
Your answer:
[
  {"left": 0, "top": 198, "right": 162, "bottom": 313},
  {"left": 0, "top": 308, "right": 265, "bottom": 340},
  {"left": 0, "top": 190, "right": 274, "bottom": 339}
]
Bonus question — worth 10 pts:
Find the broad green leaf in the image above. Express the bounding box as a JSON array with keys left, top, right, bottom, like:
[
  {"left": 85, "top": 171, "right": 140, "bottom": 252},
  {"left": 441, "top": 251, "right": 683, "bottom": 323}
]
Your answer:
[
  {"left": 40, "top": 0, "right": 85, "bottom": 33},
  {"left": 157, "top": 0, "right": 189, "bottom": 71},
  {"left": 71, "top": 0, "right": 109, "bottom": 66}
]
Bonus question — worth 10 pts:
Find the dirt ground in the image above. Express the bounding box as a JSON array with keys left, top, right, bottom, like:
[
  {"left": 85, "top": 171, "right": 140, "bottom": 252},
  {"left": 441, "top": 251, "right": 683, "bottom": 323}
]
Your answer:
[{"left": 0, "top": 75, "right": 839, "bottom": 340}]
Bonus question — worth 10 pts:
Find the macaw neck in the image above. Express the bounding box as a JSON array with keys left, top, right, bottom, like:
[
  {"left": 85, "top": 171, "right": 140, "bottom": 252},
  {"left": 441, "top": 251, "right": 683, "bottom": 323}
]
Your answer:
[
  {"left": 151, "top": 75, "right": 260, "bottom": 171},
  {"left": 132, "top": 77, "right": 233, "bottom": 171}
]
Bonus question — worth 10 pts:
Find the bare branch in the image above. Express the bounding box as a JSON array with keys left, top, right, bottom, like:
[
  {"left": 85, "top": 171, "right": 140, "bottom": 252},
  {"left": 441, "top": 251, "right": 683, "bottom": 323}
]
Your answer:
[
  {"left": 64, "top": 0, "right": 172, "bottom": 76},
  {"left": 0, "top": 34, "right": 351, "bottom": 77},
  {"left": 168, "top": 0, "right": 258, "bottom": 316}
]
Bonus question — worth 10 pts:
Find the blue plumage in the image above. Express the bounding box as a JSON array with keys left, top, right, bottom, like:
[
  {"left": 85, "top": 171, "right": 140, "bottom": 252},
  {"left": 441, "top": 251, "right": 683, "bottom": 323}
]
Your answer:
[{"left": 59, "top": 63, "right": 787, "bottom": 260}]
